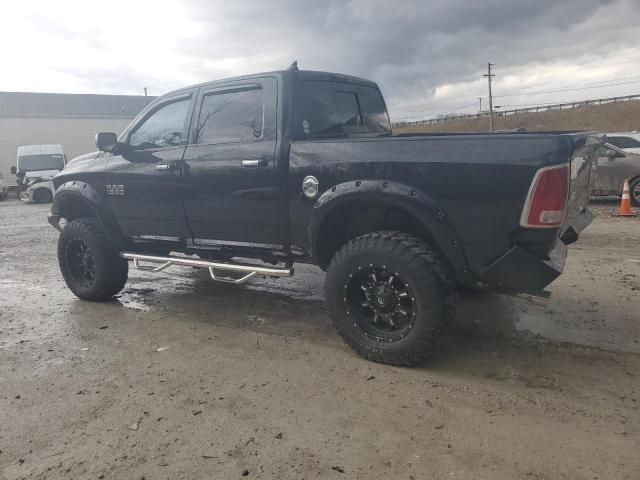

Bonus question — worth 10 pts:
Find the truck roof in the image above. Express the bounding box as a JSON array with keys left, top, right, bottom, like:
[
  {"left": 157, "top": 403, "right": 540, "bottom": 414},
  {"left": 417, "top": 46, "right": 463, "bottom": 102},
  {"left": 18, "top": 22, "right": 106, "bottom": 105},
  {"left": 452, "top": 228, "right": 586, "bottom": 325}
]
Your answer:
[
  {"left": 161, "top": 69, "right": 379, "bottom": 99},
  {"left": 17, "top": 144, "right": 65, "bottom": 156}
]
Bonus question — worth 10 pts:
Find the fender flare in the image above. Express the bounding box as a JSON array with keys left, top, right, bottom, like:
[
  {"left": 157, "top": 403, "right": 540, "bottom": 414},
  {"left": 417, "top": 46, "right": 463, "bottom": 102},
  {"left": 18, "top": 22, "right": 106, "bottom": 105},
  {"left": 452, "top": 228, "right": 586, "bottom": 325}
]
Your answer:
[
  {"left": 52, "top": 181, "right": 122, "bottom": 245},
  {"left": 308, "top": 179, "right": 470, "bottom": 277}
]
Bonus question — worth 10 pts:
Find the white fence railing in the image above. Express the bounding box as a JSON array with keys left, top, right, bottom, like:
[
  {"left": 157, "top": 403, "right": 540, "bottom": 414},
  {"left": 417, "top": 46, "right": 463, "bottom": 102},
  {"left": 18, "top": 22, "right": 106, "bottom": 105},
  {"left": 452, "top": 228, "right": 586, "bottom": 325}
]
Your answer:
[{"left": 392, "top": 93, "right": 640, "bottom": 128}]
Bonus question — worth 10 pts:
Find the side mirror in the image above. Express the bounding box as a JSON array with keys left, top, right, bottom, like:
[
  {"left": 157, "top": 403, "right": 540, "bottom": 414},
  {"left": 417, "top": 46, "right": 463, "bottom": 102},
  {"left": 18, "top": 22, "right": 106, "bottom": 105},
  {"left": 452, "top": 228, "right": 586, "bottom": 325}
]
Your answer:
[
  {"left": 95, "top": 132, "right": 119, "bottom": 152},
  {"left": 10, "top": 166, "right": 17, "bottom": 175}
]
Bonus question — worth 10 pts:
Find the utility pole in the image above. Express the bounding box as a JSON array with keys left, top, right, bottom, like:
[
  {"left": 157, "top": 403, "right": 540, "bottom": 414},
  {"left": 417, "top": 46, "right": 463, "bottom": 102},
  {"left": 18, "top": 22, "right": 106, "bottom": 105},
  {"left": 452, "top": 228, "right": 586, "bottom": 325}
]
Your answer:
[
  {"left": 483, "top": 62, "right": 495, "bottom": 132},
  {"left": 144, "top": 87, "right": 148, "bottom": 105},
  {"left": 478, "top": 97, "right": 483, "bottom": 113}
]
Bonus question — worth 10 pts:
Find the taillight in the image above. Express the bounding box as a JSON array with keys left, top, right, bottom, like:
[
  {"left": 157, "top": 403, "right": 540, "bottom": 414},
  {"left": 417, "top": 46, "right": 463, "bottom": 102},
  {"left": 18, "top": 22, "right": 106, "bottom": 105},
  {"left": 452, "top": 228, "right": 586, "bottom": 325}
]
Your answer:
[{"left": 520, "top": 164, "right": 569, "bottom": 228}]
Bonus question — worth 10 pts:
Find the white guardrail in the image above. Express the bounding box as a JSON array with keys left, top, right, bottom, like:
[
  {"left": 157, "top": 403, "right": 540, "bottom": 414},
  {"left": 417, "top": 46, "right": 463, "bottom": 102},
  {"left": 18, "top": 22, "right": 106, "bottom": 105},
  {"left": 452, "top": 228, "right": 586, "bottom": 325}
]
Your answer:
[{"left": 392, "top": 93, "right": 640, "bottom": 128}]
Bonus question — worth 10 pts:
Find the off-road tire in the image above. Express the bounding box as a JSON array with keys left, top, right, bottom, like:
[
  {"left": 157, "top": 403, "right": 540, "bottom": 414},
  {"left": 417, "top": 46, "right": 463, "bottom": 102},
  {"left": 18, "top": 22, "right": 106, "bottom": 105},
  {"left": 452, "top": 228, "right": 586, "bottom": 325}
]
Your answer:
[
  {"left": 325, "top": 231, "right": 455, "bottom": 366},
  {"left": 630, "top": 177, "right": 640, "bottom": 207},
  {"left": 58, "top": 218, "right": 128, "bottom": 301}
]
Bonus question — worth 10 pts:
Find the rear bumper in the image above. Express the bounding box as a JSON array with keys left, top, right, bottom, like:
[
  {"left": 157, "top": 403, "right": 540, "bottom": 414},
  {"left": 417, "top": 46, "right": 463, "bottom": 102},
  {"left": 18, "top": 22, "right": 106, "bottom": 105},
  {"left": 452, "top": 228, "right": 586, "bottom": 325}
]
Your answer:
[
  {"left": 479, "top": 241, "right": 567, "bottom": 294},
  {"left": 479, "top": 207, "right": 593, "bottom": 294}
]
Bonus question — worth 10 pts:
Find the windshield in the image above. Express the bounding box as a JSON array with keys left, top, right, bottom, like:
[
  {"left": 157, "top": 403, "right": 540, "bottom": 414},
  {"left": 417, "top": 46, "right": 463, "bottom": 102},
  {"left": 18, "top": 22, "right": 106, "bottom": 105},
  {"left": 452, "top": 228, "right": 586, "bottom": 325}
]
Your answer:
[
  {"left": 294, "top": 80, "right": 391, "bottom": 139},
  {"left": 608, "top": 136, "right": 640, "bottom": 149},
  {"left": 18, "top": 154, "right": 65, "bottom": 172}
]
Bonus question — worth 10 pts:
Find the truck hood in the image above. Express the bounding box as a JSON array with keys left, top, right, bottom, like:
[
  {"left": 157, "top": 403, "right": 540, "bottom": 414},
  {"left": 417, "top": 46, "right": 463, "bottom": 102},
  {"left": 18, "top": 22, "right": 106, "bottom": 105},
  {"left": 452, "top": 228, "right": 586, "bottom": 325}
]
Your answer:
[
  {"left": 64, "top": 151, "right": 101, "bottom": 169},
  {"left": 25, "top": 169, "right": 60, "bottom": 179}
]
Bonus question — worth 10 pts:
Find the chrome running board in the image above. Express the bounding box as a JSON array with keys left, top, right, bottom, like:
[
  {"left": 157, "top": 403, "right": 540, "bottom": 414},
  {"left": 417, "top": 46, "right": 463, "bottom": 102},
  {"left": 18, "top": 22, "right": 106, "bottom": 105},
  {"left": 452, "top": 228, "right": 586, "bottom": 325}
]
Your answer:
[{"left": 121, "top": 252, "right": 293, "bottom": 285}]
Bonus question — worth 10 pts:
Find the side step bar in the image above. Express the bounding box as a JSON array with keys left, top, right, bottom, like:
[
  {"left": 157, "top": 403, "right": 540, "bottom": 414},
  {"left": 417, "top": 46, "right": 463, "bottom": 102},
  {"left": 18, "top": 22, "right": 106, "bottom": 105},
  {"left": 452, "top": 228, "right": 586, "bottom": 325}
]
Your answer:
[{"left": 121, "top": 252, "right": 293, "bottom": 285}]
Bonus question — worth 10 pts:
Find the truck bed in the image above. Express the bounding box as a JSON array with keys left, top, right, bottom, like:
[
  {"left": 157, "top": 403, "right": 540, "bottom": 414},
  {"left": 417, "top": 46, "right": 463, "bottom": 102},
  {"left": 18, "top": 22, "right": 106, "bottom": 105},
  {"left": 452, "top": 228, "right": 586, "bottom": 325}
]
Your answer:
[{"left": 288, "top": 132, "right": 601, "bottom": 291}]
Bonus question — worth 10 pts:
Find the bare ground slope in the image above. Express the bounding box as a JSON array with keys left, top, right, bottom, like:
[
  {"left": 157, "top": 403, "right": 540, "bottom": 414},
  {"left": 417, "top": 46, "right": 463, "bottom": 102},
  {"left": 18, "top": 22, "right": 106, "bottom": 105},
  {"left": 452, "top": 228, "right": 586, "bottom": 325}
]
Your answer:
[{"left": 395, "top": 99, "right": 640, "bottom": 134}]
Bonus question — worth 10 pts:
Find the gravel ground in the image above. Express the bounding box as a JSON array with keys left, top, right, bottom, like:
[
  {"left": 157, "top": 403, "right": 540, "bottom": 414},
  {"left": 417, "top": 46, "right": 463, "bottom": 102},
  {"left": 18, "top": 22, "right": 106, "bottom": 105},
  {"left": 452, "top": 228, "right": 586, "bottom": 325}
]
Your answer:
[{"left": 1, "top": 198, "right": 639, "bottom": 480}]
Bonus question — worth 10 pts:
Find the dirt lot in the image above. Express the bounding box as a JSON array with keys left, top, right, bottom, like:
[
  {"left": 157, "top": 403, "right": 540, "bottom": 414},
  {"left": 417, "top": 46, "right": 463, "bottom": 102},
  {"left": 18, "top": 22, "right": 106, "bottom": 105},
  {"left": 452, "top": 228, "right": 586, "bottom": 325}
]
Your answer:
[{"left": 1, "top": 199, "right": 639, "bottom": 480}]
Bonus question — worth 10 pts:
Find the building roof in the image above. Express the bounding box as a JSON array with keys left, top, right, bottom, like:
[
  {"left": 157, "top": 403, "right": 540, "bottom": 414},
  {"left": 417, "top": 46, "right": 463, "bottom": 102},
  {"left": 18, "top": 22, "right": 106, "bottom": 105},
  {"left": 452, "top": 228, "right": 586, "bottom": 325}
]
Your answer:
[{"left": 0, "top": 91, "right": 157, "bottom": 119}]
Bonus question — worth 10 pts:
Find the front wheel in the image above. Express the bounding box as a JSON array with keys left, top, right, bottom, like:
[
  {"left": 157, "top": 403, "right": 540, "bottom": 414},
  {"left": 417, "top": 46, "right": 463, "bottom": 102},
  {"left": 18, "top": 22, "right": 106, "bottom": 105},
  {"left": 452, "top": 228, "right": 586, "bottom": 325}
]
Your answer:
[
  {"left": 58, "top": 218, "right": 128, "bottom": 301},
  {"left": 33, "top": 188, "right": 53, "bottom": 203},
  {"left": 325, "top": 231, "right": 455, "bottom": 366}
]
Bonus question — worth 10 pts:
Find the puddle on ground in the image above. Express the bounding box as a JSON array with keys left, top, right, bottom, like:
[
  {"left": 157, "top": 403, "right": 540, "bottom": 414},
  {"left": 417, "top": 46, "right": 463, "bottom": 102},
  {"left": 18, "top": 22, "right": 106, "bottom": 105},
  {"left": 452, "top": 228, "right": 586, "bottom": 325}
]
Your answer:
[{"left": 23, "top": 260, "right": 635, "bottom": 355}]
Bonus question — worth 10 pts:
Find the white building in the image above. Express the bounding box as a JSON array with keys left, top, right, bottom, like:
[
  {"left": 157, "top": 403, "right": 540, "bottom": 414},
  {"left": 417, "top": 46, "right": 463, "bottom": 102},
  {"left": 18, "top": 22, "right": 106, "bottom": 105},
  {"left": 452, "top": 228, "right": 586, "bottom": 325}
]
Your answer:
[{"left": 0, "top": 91, "right": 153, "bottom": 179}]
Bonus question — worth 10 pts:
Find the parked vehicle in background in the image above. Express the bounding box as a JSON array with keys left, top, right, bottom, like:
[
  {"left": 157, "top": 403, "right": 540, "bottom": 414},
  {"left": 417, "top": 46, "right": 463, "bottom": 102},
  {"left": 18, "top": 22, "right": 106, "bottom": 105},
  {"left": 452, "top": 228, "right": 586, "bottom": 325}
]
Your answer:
[
  {"left": 0, "top": 172, "right": 7, "bottom": 200},
  {"left": 11, "top": 145, "right": 66, "bottom": 203},
  {"left": 604, "top": 132, "right": 640, "bottom": 155},
  {"left": 48, "top": 67, "right": 601, "bottom": 366},
  {"left": 593, "top": 141, "right": 640, "bottom": 205}
]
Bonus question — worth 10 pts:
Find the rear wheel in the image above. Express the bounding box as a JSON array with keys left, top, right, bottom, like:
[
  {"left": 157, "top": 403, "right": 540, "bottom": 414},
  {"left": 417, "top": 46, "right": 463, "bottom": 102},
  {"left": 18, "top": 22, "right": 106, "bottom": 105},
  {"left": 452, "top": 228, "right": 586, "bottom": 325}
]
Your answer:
[
  {"left": 630, "top": 178, "right": 640, "bottom": 207},
  {"left": 325, "top": 231, "right": 455, "bottom": 366},
  {"left": 58, "top": 218, "right": 128, "bottom": 301}
]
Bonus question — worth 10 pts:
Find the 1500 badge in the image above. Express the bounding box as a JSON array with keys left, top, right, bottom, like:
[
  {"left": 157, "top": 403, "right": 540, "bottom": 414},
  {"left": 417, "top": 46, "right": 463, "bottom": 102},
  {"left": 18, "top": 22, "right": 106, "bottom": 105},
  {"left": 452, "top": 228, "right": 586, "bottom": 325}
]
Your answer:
[{"left": 106, "top": 184, "right": 125, "bottom": 196}]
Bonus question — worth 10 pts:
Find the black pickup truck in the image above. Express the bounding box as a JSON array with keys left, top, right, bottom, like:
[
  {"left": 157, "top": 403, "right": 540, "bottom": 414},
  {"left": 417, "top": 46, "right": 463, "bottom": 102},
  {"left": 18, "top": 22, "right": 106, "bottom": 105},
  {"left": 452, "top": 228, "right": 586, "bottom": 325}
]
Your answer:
[{"left": 49, "top": 65, "right": 601, "bottom": 366}]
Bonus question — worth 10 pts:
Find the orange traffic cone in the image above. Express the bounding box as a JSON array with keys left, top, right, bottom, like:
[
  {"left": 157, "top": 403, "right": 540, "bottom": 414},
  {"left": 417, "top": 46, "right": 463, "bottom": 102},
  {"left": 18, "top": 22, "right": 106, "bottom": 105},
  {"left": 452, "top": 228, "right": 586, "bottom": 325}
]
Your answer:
[{"left": 617, "top": 179, "right": 636, "bottom": 217}]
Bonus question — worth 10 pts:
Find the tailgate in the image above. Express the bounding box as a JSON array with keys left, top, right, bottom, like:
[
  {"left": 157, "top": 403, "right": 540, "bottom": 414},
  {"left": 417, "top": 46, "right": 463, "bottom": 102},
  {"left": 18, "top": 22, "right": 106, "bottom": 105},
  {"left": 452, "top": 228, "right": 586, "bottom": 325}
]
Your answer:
[{"left": 561, "top": 133, "right": 602, "bottom": 244}]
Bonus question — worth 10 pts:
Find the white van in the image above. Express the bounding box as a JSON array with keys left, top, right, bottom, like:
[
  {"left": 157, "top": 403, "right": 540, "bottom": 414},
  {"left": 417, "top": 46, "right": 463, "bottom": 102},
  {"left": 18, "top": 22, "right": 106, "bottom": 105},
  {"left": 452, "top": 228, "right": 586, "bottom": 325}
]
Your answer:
[
  {"left": 11, "top": 145, "right": 66, "bottom": 202},
  {"left": 0, "top": 172, "right": 7, "bottom": 200}
]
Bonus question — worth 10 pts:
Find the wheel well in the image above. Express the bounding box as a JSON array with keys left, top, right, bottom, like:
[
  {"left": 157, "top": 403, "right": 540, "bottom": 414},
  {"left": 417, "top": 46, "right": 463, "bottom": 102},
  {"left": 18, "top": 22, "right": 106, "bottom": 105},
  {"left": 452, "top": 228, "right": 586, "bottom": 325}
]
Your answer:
[
  {"left": 33, "top": 187, "right": 52, "bottom": 196},
  {"left": 56, "top": 195, "right": 97, "bottom": 221},
  {"left": 315, "top": 201, "right": 439, "bottom": 270}
]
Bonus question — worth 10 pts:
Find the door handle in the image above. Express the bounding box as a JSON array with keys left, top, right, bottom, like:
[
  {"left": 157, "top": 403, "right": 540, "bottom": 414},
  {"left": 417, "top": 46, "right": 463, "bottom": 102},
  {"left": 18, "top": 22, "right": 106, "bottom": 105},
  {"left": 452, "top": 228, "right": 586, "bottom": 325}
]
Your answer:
[{"left": 241, "top": 158, "right": 268, "bottom": 168}]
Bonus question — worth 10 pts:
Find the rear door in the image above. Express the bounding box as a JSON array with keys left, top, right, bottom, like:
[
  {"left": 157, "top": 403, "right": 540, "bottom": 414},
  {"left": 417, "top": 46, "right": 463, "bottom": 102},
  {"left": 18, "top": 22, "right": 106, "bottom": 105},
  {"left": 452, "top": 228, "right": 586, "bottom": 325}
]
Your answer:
[
  {"left": 104, "top": 90, "right": 196, "bottom": 239},
  {"left": 181, "top": 77, "right": 280, "bottom": 246}
]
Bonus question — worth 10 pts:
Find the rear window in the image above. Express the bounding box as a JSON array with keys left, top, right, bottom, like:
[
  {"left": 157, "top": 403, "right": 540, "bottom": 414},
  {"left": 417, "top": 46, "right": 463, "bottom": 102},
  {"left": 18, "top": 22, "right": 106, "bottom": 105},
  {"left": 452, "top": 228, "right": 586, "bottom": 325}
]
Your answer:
[
  {"left": 294, "top": 80, "right": 391, "bottom": 139},
  {"left": 608, "top": 136, "right": 640, "bottom": 149}
]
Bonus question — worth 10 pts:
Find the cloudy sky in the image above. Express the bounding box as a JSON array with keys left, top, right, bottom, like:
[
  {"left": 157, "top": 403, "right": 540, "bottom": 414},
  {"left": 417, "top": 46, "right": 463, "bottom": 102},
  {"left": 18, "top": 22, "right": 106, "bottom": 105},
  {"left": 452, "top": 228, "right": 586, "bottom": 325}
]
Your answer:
[{"left": 2, "top": 0, "right": 640, "bottom": 121}]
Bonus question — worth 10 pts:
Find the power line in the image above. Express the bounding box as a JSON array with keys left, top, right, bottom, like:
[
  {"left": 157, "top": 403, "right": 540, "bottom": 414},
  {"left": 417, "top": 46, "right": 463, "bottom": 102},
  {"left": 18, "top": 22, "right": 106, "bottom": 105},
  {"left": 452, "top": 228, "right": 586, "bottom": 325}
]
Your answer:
[
  {"left": 491, "top": 73, "right": 640, "bottom": 100},
  {"left": 393, "top": 63, "right": 640, "bottom": 121},
  {"left": 395, "top": 72, "right": 640, "bottom": 114},
  {"left": 494, "top": 78, "right": 640, "bottom": 98}
]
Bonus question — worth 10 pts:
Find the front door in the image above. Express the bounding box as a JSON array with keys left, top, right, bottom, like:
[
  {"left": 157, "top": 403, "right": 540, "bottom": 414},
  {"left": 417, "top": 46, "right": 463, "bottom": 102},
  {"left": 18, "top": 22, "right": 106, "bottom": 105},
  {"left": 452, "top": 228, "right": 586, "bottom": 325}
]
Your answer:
[
  {"left": 104, "top": 91, "right": 195, "bottom": 240},
  {"left": 181, "top": 77, "right": 280, "bottom": 247}
]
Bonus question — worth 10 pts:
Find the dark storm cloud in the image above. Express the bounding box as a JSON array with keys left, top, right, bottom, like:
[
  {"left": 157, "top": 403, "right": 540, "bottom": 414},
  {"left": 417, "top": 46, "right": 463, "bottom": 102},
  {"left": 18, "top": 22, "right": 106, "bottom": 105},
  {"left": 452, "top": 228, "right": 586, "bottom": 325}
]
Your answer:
[
  {"left": 169, "top": 0, "right": 640, "bottom": 117},
  {"left": 42, "top": 0, "right": 639, "bottom": 118}
]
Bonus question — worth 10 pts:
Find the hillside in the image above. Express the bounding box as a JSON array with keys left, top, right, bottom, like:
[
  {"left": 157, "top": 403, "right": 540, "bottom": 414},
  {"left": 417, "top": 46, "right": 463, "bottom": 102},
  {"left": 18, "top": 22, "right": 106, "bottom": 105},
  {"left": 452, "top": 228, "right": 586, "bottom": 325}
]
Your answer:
[{"left": 394, "top": 99, "right": 640, "bottom": 134}]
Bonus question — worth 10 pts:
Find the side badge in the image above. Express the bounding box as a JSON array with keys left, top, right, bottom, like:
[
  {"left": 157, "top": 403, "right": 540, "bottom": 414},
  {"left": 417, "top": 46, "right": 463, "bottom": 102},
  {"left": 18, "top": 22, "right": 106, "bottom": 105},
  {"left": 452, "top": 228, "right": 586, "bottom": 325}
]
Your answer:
[
  {"left": 106, "top": 184, "right": 125, "bottom": 196},
  {"left": 302, "top": 176, "right": 319, "bottom": 198}
]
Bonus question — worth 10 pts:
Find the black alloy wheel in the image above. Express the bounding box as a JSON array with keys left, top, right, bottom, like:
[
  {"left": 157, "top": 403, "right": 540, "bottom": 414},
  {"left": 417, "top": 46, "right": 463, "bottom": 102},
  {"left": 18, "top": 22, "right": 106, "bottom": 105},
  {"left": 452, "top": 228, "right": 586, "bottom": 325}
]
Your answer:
[
  {"left": 345, "top": 265, "right": 416, "bottom": 342},
  {"left": 65, "top": 238, "right": 97, "bottom": 287}
]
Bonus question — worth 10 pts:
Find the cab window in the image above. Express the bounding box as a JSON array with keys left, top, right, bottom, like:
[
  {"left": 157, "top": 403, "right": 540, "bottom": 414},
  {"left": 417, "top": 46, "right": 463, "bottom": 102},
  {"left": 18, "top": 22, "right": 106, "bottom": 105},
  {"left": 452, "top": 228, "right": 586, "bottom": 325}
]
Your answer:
[
  {"left": 129, "top": 98, "right": 191, "bottom": 150},
  {"left": 195, "top": 86, "right": 264, "bottom": 145}
]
